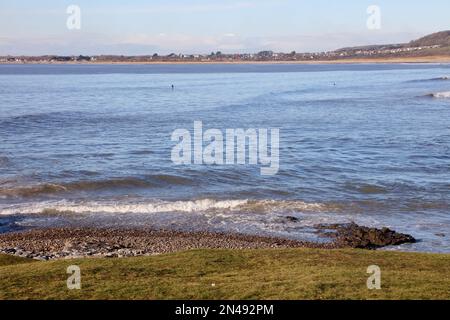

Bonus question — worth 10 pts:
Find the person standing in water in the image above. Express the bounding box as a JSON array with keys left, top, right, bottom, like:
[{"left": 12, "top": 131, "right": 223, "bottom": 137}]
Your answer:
[{"left": 171, "top": 84, "right": 174, "bottom": 90}]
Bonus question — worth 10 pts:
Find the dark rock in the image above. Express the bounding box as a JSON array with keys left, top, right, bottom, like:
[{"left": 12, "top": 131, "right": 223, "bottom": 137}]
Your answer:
[
  {"left": 315, "top": 222, "right": 416, "bottom": 249},
  {"left": 285, "top": 216, "right": 299, "bottom": 222}
]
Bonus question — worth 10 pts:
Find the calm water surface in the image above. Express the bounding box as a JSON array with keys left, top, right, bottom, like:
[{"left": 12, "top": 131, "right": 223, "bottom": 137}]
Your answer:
[{"left": 0, "top": 63, "right": 449, "bottom": 252}]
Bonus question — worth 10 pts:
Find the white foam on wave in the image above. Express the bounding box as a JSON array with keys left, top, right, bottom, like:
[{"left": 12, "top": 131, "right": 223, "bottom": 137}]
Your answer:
[
  {"left": 0, "top": 199, "right": 248, "bottom": 215},
  {"left": 429, "top": 91, "right": 450, "bottom": 98},
  {"left": 0, "top": 199, "right": 329, "bottom": 215}
]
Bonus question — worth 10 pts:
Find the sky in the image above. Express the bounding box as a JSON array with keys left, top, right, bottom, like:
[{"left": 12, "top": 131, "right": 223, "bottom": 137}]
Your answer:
[{"left": 0, "top": 0, "right": 449, "bottom": 55}]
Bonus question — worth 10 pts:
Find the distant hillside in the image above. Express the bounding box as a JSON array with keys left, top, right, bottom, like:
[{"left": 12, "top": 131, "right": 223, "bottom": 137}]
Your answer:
[
  {"left": 334, "top": 31, "right": 450, "bottom": 58},
  {"left": 337, "top": 31, "right": 450, "bottom": 51},
  {"left": 335, "top": 43, "right": 402, "bottom": 52},
  {"left": 408, "top": 30, "right": 450, "bottom": 47},
  {"left": 2, "top": 30, "right": 450, "bottom": 63}
]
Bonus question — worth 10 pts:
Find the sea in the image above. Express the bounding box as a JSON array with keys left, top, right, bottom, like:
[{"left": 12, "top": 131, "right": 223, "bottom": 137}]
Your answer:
[{"left": 0, "top": 63, "right": 449, "bottom": 252}]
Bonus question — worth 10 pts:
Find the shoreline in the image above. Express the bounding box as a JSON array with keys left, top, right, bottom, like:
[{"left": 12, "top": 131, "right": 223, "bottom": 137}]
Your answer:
[
  {"left": 0, "top": 227, "right": 335, "bottom": 260},
  {"left": 2, "top": 56, "right": 450, "bottom": 65},
  {"left": 0, "top": 223, "right": 418, "bottom": 260}
]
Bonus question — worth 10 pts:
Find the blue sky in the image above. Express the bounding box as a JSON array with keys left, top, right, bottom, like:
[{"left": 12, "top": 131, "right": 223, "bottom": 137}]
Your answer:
[{"left": 0, "top": 0, "right": 449, "bottom": 55}]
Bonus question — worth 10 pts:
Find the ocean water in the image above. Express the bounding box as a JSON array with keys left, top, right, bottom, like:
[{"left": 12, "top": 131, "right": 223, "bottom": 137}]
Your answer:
[{"left": 0, "top": 63, "right": 449, "bottom": 252}]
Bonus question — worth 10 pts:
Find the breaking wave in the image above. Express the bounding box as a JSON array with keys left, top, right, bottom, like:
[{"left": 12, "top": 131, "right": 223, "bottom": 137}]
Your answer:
[
  {"left": 426, "top": 91, "right": 450, "bottom": 99},
  {"left": 0, "top": 199, "right": 331, "bottom": 215}
]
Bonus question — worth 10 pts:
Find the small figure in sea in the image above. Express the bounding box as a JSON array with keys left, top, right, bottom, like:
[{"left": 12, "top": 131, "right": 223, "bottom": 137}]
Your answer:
[
  {"left": 171, "top": 84, "right": 174, "bottom": 90},
  {"left": 333, "top": 82, "right": 336, "bottom": 86}
]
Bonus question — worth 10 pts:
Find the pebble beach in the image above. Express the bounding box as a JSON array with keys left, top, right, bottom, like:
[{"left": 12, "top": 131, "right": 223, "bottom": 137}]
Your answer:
[{"left": 0, "top": 227, "right": 335, "bottom": 260}]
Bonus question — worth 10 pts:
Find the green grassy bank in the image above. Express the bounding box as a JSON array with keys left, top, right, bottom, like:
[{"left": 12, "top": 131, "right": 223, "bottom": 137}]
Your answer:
[{"left": 0, "top": 248, "right": 449, "bottom": 300}]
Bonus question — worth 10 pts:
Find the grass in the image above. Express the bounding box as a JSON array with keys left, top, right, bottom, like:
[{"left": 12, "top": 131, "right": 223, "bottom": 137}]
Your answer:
[{"left": 0, "top": 248, "right": 449, "bottom": 300}]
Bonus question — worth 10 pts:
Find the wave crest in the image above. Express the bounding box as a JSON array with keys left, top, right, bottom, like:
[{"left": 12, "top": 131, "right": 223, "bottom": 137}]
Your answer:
[
  {"left": 0, "top": 175, "right": 194, "bottom": 198},
  {"left": 0, "top": 199, "right": 331, "bottom": 215},
  {"left": 426, "top": 91, "right": 450, "bottom": 99}
]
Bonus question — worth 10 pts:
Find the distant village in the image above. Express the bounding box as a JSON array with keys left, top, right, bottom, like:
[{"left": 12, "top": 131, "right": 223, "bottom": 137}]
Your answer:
[{"left": 0, "top": 44, "right": 443, "bottom": 63}]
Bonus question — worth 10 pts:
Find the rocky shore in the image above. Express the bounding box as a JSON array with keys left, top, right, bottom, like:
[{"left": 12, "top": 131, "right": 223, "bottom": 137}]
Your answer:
[
  {"left": 0, "top": 224, "right": 416, "bottom": 260},
  {"left": 315, "top": 223, "right": 416, "bottom": 249}
]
